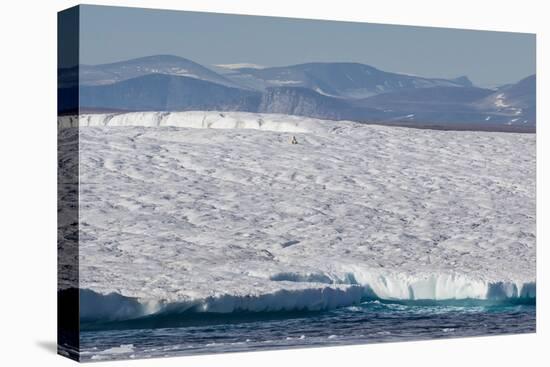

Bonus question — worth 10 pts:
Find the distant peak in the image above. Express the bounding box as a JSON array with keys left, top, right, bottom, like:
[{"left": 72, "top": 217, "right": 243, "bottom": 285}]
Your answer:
[
  {"left": 518, "top": 74, "right": 536, "bottom": 83},
  {"left": 96, "top": 54, "right": 198, "bottom": 67},
  {"left": 451, "top": 76, "right": 473, "bottom": 87},
  {"left": 130, "top": 54, "right": 198, "bottom": 64},
  {"left": 137, "top": 54, "right": 189, "bottom": 61},
  {"left": 294, "top": 61, "right": 380, "bottom": 70}
]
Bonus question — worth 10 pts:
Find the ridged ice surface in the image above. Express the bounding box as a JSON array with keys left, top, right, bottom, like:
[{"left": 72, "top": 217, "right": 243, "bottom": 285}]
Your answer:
[{"left": 60, "top": 111, "right": 535, "bottom": 319}]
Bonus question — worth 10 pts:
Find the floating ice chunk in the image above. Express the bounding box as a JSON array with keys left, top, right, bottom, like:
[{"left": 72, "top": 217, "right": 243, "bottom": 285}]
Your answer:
[{"left": 66, "top": 112, "right": 535, "bottom": 324}]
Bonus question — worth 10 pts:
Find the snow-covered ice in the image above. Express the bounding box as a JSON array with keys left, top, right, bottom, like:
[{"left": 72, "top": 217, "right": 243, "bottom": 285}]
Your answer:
[{"left": 58, "top": 111, "right": 535, "bottom": 320}]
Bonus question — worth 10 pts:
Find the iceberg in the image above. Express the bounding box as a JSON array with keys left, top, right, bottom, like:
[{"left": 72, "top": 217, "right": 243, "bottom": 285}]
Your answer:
[{"left": 59, "top": 111, "right": 535, "bottom": 323}]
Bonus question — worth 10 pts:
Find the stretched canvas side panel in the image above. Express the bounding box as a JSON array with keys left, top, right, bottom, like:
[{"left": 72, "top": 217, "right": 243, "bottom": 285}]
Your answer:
[
  {"left": 55, "top": 4, "right": 536, "bottom": 362},
  {"left": 57, "top": 5, "right": 80, "bottom": 362}
]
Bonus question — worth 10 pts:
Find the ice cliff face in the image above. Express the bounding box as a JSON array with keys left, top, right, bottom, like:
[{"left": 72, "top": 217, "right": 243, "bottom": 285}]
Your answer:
[
  {"left": 58, "top": 111, "right": 535, "bottom": 319},
  {"left": 59, "top": 111, "right": 333, "bottom": 134}
]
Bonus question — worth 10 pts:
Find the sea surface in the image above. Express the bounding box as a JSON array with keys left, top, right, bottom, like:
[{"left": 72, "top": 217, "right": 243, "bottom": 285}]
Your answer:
[{"left": 75, "top": 300, "right": 536, "bottom": 361}]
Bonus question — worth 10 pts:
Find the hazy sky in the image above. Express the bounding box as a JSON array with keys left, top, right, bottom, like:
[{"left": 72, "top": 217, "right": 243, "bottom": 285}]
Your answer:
[{"left": 78, "top": 5, "right": 535, "bottom": 87}]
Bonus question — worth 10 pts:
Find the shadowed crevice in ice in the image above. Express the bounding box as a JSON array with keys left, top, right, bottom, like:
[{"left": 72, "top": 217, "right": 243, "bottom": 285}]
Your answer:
[
  {"left": 268, "top": 271, "right": 360, "bottom": 286},
  {"left": 80, "top": 289, "right": 146, "bottom": 322},
  {"left": 487, "top": 282, "right": 519, "bottom": 299},
  {"left": 280, "top": 240, "right": 301, "bottom": 248},
  {"left": 519, "top": 282, "right": 536, "bottom": 298},
  {"left": 484, "top": 281, "right": 536, "bottom": 300},
  {"left": 269, "top": 272, "right": 334, "bottom": 284}
]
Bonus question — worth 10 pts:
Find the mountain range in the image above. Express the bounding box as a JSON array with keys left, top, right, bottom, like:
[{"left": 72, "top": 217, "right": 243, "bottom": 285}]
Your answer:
[{"left": 58, "top": 55, "right": 536, "bottom": 132}]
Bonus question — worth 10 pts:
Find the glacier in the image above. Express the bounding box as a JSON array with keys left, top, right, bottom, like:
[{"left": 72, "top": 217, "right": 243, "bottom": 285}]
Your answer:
[{"left": 58, "top": 111, "right": 535, "bottom": 322}]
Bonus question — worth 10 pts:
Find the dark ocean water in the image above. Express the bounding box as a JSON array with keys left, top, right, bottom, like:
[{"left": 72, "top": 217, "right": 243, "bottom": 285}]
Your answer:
[{"left": 76, "top": 300, "right": 535, "bottom": 361}]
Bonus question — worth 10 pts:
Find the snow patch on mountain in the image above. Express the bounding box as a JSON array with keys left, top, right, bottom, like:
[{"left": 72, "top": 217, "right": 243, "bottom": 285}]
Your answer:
[
  {"left": 494, "top": 93, "right": 510, "bottom": 108},
  {"left": 215, "top": 63, "right": 265, "bottom": 70}
]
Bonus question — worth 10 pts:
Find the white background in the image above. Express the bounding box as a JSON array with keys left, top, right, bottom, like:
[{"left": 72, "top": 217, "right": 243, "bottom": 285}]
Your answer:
[{"left": 0, "top": 0, "right": 547, "bottom": 365}]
